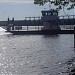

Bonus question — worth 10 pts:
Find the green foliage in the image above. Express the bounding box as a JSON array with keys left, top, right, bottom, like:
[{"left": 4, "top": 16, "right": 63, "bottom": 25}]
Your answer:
[{"left": 34, "top": 0, "right": 75, "bottom": 10}]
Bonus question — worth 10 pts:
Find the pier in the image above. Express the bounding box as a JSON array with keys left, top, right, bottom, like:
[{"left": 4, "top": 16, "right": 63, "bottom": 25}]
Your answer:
[
  {"left": 6, "top": 16, "right": 75, "bottom": 34},
  {"left": 59, "top": 15, "right": 75, "bottom": 25}
]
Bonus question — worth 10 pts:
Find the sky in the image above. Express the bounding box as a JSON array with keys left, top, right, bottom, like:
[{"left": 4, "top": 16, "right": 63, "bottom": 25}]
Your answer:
[
  {"left": 0, "top": 0, "right": 34, "bottom": 3},
  {"left": 0, "top": 0, "right": 74, "bottom": 21}
]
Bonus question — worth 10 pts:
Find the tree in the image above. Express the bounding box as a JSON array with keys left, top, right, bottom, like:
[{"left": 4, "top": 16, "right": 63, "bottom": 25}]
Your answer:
[{"left": 34, "top": 0, "right": 75, "bottom": 10}]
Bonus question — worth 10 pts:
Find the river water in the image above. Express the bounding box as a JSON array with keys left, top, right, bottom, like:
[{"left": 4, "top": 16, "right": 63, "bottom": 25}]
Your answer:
[{"left": 0, "top": 29, "right": 75, "bottom": 75}]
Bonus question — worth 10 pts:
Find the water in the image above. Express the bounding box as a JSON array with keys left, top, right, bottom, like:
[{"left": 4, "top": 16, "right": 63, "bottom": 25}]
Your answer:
[{"left": 0, "top": 29, "right": 75, "bottom": 75}]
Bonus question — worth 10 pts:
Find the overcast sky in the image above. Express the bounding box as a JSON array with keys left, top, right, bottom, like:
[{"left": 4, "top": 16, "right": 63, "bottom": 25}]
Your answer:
[
  {"left": 0, "top": 0, "right": 34, "bottom": 3},
  {"left": 0, "top": 2, "right": 44, "bottom": 21},
  {"left": 0, "top": 0, "right": 74, "bottom": 21}
]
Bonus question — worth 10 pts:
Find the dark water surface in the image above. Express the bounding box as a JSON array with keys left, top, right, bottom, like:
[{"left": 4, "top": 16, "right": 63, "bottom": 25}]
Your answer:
[{"left": 0, "top": 30, "right": 75, "bottom": 75}]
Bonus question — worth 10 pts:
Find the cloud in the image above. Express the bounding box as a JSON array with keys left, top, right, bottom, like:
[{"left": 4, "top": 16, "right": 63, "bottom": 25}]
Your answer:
[{"left": 0, "top": 0, "right": 34, "bottom": 3}]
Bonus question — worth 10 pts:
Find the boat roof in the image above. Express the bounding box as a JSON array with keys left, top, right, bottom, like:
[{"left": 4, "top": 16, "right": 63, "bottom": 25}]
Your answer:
[{"left": 41, "top": 9, "right": 58, "bottom": 13}]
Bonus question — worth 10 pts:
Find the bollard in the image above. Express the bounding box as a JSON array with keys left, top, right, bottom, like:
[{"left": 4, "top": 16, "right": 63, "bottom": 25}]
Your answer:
[
  {"left": 74, "top": 26, "right": 75, "bottom": 48},
  {"left": 12, "top": 17, "right": 14, "bottom": 30}
]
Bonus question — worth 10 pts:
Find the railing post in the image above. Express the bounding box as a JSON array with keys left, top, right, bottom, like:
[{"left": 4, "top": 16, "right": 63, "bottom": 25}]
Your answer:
[
  {"left": 74, "top": 27, "right": 75, "bottom": 48},
  {"left": 27, "top": 25, "right": 28, "bottom": 31},
  {"left": 38, "top": 17, "right": 40, "bottom": 30},
  {"left": 7, "top": 17, "right": 10, "bottom": 31}
]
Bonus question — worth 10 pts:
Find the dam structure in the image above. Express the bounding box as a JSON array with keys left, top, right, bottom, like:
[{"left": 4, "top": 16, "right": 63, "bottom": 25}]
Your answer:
[{"left": 0, "top": 9, "right": 75, "bottom": 34}]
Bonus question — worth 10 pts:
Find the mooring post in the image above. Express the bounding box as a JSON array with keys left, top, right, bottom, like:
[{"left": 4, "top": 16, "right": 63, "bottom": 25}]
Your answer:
[
  {"left": 27, "top": 25, "right": 28, "bottom": 31},
  {"left": 7, "top": 17, "right": 10, "bottom": 31},
  {"left": 12, "top": 17, "right": 14, "bottom": 30},
  {"left": 74, "top": 26, "right": 75, "bottom": 48}
]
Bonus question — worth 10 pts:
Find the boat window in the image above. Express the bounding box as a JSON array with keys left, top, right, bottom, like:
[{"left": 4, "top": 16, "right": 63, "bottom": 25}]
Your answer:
[
  {"left": 45, "top": 12, "right": 47, "bottom": 15},
  {"left": 42, "top": 12, "right": 46, "bottom": 16},
  {"left": 47, "top": 12, "right": 51, "bottom": 15},
  {"left": 53, "top": 12, "right": 57, "bottom": 15},
  {"left": 42, "top": 12, "right": 48, "bottom": 16}
]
